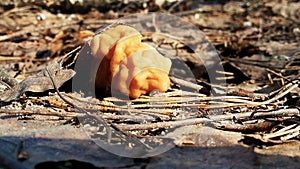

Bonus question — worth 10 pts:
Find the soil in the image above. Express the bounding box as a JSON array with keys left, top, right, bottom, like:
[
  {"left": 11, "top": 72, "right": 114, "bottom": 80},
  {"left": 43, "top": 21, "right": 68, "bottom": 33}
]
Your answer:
[{"left": 0, "top": 0, "right": 300, "bottom": 168}]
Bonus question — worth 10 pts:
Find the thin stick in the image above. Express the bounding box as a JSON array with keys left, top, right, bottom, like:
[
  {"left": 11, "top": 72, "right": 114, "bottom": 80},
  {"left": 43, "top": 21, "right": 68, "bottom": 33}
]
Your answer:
[
  {"left": 0, "top": 56, "right": 24, "bottom": 61},
  {"left": 0, "top": 108, "right": 79, "bottom": 117},
  {"left": 57, "top": 46, "right": 82, "bottom": 68},
  {"left": 45, "top": 66, "right": 153, "bottom": 148},
  {"left": 0, "top": 21, "right": 79, "bottom": 42},
  {"left": 266, "top": 68, "right": 290, "bottom": 82},
  {"left": 117, "top": 108, "right": 300, "bottom": 131},
  {"left": 259, "top": 83, "right": 298, "bottom": 105},
  {"left": 169, "top": 76, "right": 204, "bottom": 91},
  {"left": 168, "top": 0, "right": 186, "bottom": 13},
  {"left": 264, "top": 125, "right": 300, "bottom": 140},
  {"left": 45, "top": 67, "right": 113, "bottom": 141}
]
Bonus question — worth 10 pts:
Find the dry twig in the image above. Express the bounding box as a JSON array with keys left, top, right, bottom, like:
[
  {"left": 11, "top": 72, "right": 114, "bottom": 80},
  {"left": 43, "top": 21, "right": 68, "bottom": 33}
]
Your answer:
[{"left": 116, "top": 108, "right": 300, "bottom": 131}]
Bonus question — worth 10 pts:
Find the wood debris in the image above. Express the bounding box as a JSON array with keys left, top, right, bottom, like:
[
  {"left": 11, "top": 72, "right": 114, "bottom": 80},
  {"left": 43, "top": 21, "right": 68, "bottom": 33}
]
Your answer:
[{"left": 0, "top": 0, "right": 300, "bottom": 167}]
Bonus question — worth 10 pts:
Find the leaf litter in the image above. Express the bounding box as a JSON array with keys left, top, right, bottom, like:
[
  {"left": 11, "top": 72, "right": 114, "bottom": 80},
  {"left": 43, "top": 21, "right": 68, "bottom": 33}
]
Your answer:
[{"left": 0, "top": 0, "right": 300, "bottom": 168}]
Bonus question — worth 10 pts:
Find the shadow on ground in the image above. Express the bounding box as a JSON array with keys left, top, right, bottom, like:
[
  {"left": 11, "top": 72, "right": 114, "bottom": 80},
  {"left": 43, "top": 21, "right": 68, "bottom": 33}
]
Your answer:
[{"left": 0, "top": 135, "right": 299, "bottom": 169}]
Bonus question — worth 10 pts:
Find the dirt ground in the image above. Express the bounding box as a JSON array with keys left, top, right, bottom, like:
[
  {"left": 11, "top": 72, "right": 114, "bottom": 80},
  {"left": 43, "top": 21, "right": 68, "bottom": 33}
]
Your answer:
[{"left": 0, "top": 0, "right": 300, "bottom": 168}]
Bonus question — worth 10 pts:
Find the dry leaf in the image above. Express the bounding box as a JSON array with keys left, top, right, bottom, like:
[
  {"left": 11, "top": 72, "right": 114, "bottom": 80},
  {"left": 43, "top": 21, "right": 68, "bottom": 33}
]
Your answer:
[{"left": 0, "top": 62, "right": 75, "bottom": 102}]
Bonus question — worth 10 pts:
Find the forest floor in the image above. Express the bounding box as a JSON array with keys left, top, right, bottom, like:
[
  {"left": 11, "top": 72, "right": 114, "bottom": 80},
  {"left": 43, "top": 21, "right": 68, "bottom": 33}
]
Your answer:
[{"left": 0, "top": 0, "right": 300, "bottom": 168}]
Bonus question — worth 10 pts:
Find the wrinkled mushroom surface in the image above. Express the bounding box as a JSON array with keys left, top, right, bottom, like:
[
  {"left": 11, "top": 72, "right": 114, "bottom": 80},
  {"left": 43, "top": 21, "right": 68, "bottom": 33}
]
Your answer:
[{"left": 89, "top": 25, "right": 171, "bottom": 98}]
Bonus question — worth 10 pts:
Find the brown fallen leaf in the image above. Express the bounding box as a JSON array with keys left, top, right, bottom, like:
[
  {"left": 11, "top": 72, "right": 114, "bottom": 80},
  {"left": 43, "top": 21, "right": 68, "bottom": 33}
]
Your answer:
[{"left": 0, "top": 62, "right": 75, "bottom": 102}]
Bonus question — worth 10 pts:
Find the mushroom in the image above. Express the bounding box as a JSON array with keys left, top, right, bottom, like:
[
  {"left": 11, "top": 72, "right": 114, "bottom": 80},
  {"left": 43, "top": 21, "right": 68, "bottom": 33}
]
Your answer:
[{"left": 89, "top": 25, "right": 172, "bottom": 99}]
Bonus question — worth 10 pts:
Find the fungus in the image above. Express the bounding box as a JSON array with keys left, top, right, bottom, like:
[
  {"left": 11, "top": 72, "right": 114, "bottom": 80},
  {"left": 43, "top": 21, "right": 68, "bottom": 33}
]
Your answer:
[{"left": 89, "top": 25, "right": 171, "bottom": 99}]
